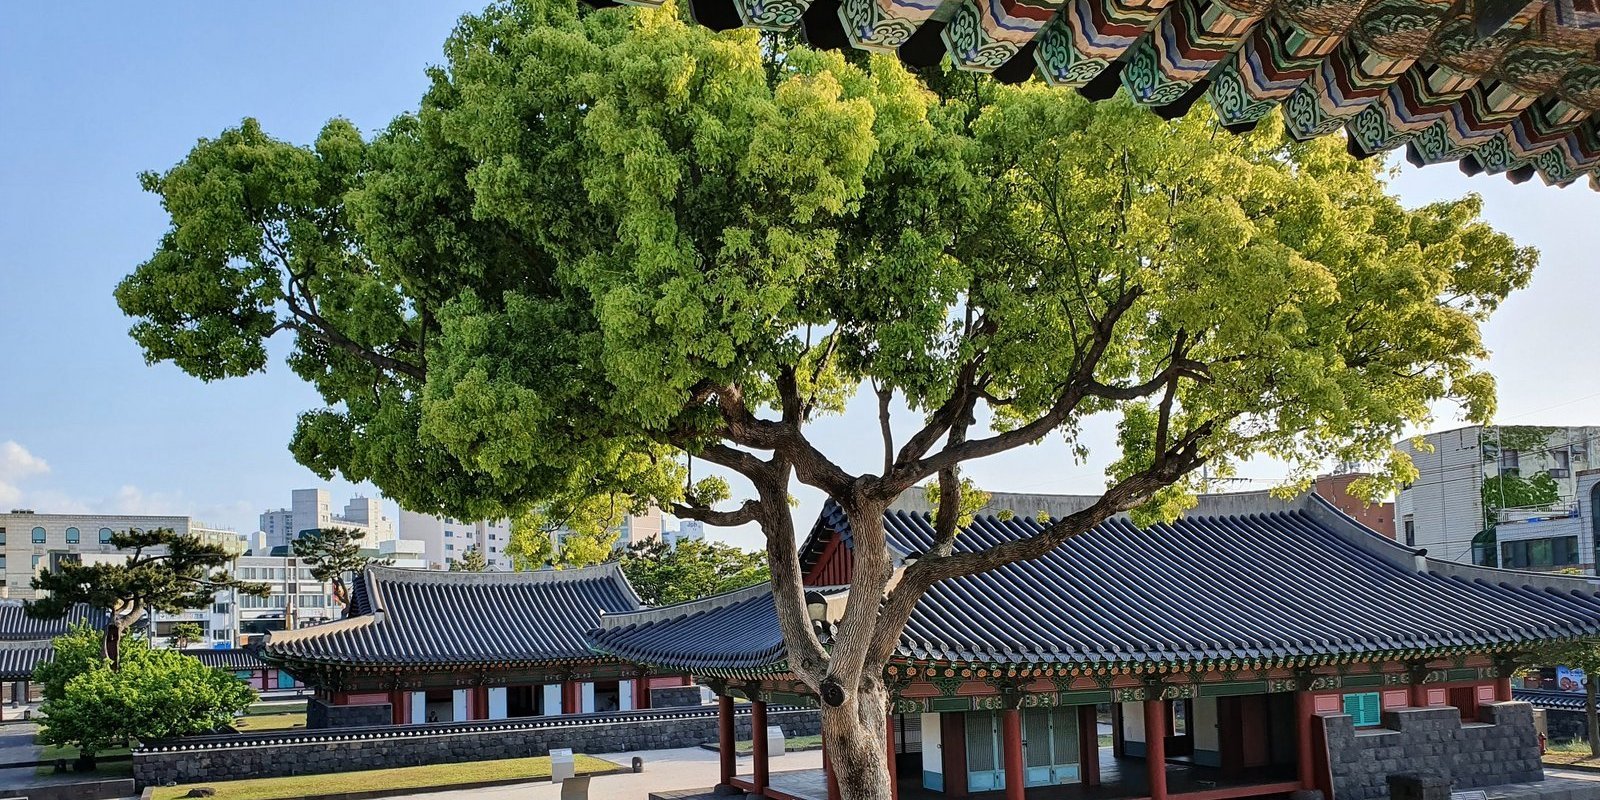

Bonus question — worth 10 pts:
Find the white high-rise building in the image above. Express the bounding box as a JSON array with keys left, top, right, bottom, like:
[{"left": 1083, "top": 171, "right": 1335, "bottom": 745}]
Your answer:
[
  {"left": 258, "top": 489, "right": 395, "bottom": 552},
  {"left": 397, "top": 512, "right": 513, "bottom": 571}
]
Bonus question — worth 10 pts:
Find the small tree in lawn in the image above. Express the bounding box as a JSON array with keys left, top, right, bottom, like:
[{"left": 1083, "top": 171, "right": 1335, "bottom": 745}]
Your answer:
[
  {"left": 620, "top": 537, "right": 770, "bottom": 605},
  {"left": 1538, "top": 638, "right": 1600, "bottom": 755},
  {"left": 170, "top": 621, "right": 205, "bottom": 649},
  {"left": 290, "top": 527, "right": 388, "bottom": 615},
  {"left": 40, "top": 635, "right": 254, "bottom": 763},
  {"left": 34, "top": 624, "right": 136, "bottom": 705},
  {"left": 27, "top": 528, "right": 268, "bottom": 671},
  {"left": 117, "top": 2, "right": 1535, "bottom": 795},
  {"left": 449, "top": 544, "right": 490, "bottom": 572}
]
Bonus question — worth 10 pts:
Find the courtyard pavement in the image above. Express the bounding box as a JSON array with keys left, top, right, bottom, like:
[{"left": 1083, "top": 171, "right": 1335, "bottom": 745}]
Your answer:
[{"left": 390, "top": 745, "right": 823, "bottom": 800}]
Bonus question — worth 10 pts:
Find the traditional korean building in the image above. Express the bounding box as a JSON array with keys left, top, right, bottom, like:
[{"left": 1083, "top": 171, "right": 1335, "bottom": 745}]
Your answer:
[
  {"left": 590, "top": 491, "right": 1600, "bottom": 800},
  {"left": 607, "top": 0, "right": 1600, "bottom": 191},
  {"left": 262, "top": 564, "right": 688, "bottom": 727},
  {"left": 0, "top": 602, "right": 108, "bottom": 704}
]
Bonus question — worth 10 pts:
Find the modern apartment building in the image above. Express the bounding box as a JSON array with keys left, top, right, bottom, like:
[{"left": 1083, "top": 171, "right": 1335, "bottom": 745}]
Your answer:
[
  {"left": 1395, "top": 425, "right": 1600, "bottom": 570},
  {"left": 258, "top": 489, "right": 395, "bottom": 552},
  {"left": 397, "top": 512, "right": 513, "bottom": 571},
  {"left": 0, "top": 511, "right": 243, "bottom": 601}
]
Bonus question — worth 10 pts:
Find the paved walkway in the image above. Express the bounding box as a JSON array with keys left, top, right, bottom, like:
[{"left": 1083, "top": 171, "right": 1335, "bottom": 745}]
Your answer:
[
  {"left": 0, "top": 722, "right": 41, "bottom": 790},
  {"left": 389, "top": 746, "right": 822, "bottom": 800}
]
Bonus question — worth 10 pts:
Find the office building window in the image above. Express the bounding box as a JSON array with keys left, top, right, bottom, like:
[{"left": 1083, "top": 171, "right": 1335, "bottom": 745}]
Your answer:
[
  {"left": 65, "top": 527, "right": 79, "bottom": 544},
  {"left": 1501, "top": 536, "right": 1580, "bottom": 569},
  {"left": 1499, "top": 448, "right": 1521, "bottom": 475},
  {"left": 99, "top": 527, "right": 113, "bottom": 544},
  {"left": 31, "top": 527, "right": 45, "bottom": 544},
  {"left": 1403, "top": 518, "right": 1415, "bottom": 547},
  {"left": 0, "top": 527, "right": 6, "bottom": 545},
  {"left": 1552, "top": 450, "right": 1572, "bottom": 478},
  {"left": 30, "top": 555, "right": 41, "bottom": 569}
]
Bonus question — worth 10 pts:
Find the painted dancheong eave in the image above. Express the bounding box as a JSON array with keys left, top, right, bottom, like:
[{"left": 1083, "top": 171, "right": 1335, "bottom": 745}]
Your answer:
[{"left": 606, "top": 0, "right": 1600, "bottom": 190}]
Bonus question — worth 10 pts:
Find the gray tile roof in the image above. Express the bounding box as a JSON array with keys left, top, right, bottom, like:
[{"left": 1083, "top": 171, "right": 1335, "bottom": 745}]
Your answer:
[
  {"left": 1513, "top": 689, "right": 1587, "bottom": 711},
  {"left": 0, "top": 641, "right": 53, "bottom": 681},
  {"left": 0, "top": 602, "right": 107, "bottom": 641},
  {"left": 264, "top": 564, "right": 641, "bottom": 668},
  {"left": 590, "top": 495, "right": 1600, "bottom": 676},
  {"left": 184, "top": 647, "right": 269, "bottom": 671}
]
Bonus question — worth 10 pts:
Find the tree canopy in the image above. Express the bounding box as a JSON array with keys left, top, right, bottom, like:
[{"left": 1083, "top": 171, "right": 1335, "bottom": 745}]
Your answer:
[
  {"left": 28, "top": 528, "right": 267, "bottom": 668},
  {"left": 290, "top": 527, "right": 387, "bottom": 613},
  {"left": 449, "top": 544, "right": 490, "bottom": 572},
  {"left": 117, "top": 1, "right": 1534, "bottom": 795},
  {"left": 620, "top": 537, "right": 770, "bottom": 605},
  {"left": 37, "top": 626, "right": 255, "bottom": 757}
]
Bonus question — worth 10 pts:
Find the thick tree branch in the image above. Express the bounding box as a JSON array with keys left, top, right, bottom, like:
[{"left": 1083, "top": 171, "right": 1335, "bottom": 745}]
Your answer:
[{"left": 670, "top": 499, "right": 763, "bottom": 527}]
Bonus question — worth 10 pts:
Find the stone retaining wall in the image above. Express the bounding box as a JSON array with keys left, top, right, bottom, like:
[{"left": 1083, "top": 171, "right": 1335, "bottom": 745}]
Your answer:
[
  {"left": 1323, "top": 702, "right": 1543, "bottom": 800},
  {"left": 307, "top": 698, "right": 391, "bottom": 729},
  {"left": 133, "top": 706, "right": 819, "bottom": 787},
  {"left": 650, "top": 686, "right": 705, "bottom": 708}
]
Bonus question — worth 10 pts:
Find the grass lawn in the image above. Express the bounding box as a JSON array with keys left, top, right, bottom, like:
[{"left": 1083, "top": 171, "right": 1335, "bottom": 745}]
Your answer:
[
  {"left": 1544, "top": 739, "right": 1600, "bottom": 768},
  {"left": 1099, "top": 734, "right": 1112, "bottom": 747},
  {"left": 232, "top": 712, "right": 307, "bottom": 732},
  {"left": 707, "top": 734, "right": 823, "bottom": 754},
  {"left": 245, "top": 701, "right": 307, "bottom": 715},
  {"left": 149, "top": 754, "right": 622, "bottom": 800},
  {"left": 34, "top": 755, "right": 133, "bottom": 779}
]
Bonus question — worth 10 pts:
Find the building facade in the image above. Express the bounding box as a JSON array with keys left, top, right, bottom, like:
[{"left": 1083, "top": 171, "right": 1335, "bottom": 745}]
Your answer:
[
  {"left": 258, "top": 489, "right": 395, "bottom": 552},
  {"left": 396, "top": 511, "right": 513, "bottom": 570},
  {"left": 0, "top": 511, "right": 242, "bottom": 601},
  {"left": 1396, "top": 425, "right": 1600, "bottom": 569},
  {"left": 592, "top": 491, "right": 1600, "bottom": 800}
]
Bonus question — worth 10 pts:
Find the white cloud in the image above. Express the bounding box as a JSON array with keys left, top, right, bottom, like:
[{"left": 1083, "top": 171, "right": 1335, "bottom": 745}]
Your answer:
[
  {"left": 0, "top": 441, "right": 50, "bottom": 509},
  {"left": 107, "top": 485, "right": 188, "bottom": 516}
]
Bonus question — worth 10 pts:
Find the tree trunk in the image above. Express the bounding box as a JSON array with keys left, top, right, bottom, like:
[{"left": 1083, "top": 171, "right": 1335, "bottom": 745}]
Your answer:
[
  {"left": 824, "top": 678, "right": 894, "bottom": 800},
  {"left": 1587, "top": 678, "right": 1598, "bottom": 757}
]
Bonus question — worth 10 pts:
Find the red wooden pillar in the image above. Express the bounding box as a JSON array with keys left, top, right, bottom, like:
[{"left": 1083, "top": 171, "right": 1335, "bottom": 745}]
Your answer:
[
  {"left": 562, "top": 681, "right": 581, "bottom": 715},
  {"left": 886, "top": 713, "right": 899, "bottom": 800},
  {"left": 475, "top": 686, "right": 490, "bottom": 720},
  {"left": 1001, "top": 707, "right": 1025, "bottom": 800},
  {"left": 635, "top": 675, "right": 652, "bottom": 710},
  {"left": 717, "top": 695, "right": 737, "bottom": 790},
  {"left": 1144, "top": 698, "right": 1168, "bottom": 800},
  {"left": 390, "top": 688, "right": 405, "bottom": 725},
  {"left": 752, "top": 700, "right": 771, "bottom": 792},
  {"left": 1078, "top": 704, "right": 1101, "bottom": 787},
  {"left": 1295, "top": 690, "right": 1316, "bottom": 789},
  {"left": 1495, "top": 677, "right": 1513, "bottom": 702}
]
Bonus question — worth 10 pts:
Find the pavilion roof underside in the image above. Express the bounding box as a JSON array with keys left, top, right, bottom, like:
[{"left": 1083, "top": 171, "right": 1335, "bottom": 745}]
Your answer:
[{"left": 613, "top": 0, "right": 1600, "bottom": 190}]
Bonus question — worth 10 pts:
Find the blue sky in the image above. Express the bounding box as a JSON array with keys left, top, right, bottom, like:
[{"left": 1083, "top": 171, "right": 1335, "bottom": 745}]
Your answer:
[{"left": 2, "top": 2, "right": 1598, "bottom": 549}]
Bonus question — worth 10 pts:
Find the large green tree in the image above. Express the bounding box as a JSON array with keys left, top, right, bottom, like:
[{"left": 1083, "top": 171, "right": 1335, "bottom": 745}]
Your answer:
[
  {"left": 117, "top": 1, "right": 1533, "bottom": 795},
  {"left": 39, "top": 630, "right": 254, "bottom": 760}
]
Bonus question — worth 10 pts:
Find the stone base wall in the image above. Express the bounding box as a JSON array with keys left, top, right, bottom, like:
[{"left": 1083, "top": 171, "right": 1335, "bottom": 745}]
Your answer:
[
  {"left": 307, "top": 697, "right": 393, "bottom": 729},
  {"left": 1545, "top": 707, "right": 1588, "bottom": 743},
  {"left": 134, "top": 706, "right": 820, "bottom": 788},
  {"left": 1323, "top": 702, "right": 1543, "bottom": 800},
  {"left": 650, "top": 686, "right": 705, "bottom": 708}
]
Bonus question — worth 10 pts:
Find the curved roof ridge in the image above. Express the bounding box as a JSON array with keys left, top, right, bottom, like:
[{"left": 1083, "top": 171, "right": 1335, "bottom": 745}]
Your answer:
[{"left": 364, "top": 562, "right": 626, "bottom": 585}]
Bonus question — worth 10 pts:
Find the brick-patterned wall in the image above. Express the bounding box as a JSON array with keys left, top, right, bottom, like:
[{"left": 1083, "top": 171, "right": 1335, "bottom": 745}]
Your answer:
[{"left": 1322, "top": 702, "right": 1542, "bottom": 800}]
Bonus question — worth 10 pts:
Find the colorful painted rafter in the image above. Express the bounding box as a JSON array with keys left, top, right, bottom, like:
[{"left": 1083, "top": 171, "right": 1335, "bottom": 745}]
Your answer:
[{"left": 640, "top": 0, "right": 1600, "bottom": 188}]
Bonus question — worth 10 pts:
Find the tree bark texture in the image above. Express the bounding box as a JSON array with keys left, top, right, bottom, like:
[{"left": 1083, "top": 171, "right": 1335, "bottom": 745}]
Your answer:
[{"left": 824, "top": 679, "right": 894, "bottom": 800}]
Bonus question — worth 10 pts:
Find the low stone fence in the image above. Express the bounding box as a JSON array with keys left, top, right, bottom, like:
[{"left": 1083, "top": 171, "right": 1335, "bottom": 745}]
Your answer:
[
  {"left": 133, "top": 705, "right": 819, "bottom": 788},
  {"left": 1322, "top": 702, "right": 1543, "bottom": 800}
]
